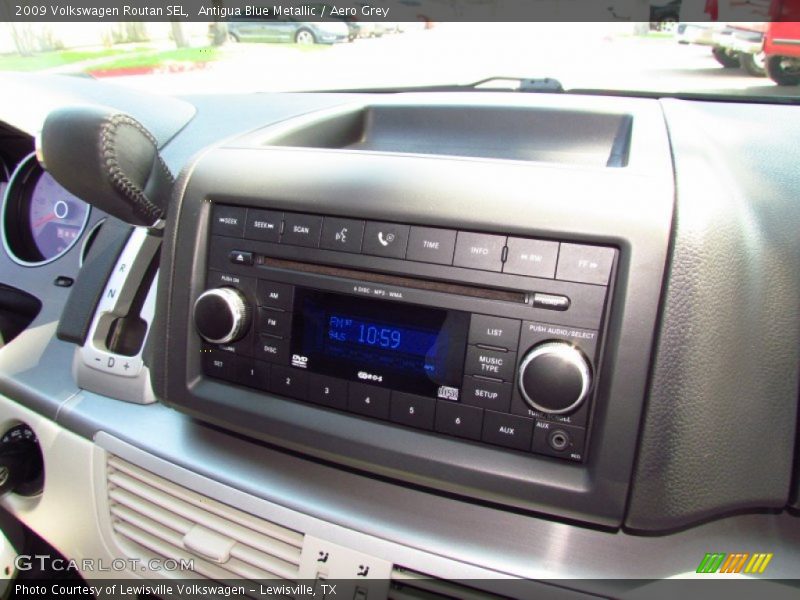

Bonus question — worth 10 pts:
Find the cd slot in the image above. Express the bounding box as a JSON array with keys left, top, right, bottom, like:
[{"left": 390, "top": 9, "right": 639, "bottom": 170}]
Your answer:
[{"left": 258, "top": 256, "right": 526, "bottom": 304}]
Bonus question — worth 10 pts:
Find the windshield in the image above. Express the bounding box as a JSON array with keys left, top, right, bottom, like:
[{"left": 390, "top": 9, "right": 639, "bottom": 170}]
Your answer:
[{"left": 2, "top": 1, "right": 799, "bottom": 100}]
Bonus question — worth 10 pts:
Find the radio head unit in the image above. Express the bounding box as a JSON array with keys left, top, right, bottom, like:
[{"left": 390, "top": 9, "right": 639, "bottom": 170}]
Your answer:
[
  {"left": 191, "top": 204, "right": 612, "bottom": 464},
  {"left": 155, "top": 96, "right": 673, "bottom": 526}
]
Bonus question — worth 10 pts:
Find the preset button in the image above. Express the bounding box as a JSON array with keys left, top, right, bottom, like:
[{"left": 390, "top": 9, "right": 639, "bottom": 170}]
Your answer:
[
  {"left": 390, "top": 392, "right": 436, "bottom": 430},
  {"left": 434, "top": 401, "right": 483, "bottom": 440},
  {"left": 348, "top": 383, "right": 391, "bottom": 419},
  {"left": 307, "top": 374, "right": 347, "bottom": 409},
  {"left": 268, "top": 365, "right": 307, "bottom": 400}
]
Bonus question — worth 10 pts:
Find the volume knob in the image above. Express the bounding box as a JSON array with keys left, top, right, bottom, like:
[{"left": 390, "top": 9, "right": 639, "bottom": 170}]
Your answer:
[
  {"left": 193, "top": 287, "right": 250, "bottom": 344},
  {"left": 518, "top": 342, "right": 592, "bottom": 414}
]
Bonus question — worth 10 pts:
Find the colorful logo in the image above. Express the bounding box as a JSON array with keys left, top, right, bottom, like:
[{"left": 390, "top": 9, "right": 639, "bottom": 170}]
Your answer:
[{"left": 696, "top": 552, "right": 773, "bottom": 574}]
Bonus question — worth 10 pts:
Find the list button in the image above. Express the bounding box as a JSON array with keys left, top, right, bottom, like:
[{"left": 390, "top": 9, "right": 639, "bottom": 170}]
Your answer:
[{"left": 468, "top": 314, "right": 521, "bottom": 350}]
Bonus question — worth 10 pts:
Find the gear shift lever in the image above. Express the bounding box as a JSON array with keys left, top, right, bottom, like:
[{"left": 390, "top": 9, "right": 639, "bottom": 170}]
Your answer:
[{"left": 39, "top": 106, "right": 173, "bottom": 227}]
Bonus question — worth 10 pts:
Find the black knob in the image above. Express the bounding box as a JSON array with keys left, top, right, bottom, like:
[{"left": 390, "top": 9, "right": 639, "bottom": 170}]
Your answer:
[
  {"left": 193, "top": 287, "right": 250, "bottom": 344},
  {"left": 0, "top": 424, "right": 44, "bottom": 497},
  {"left": 518, "top": 342, "right": 592, "bottom": 414}
]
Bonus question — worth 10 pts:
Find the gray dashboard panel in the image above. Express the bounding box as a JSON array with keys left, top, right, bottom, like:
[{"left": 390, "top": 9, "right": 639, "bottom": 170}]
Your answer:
[
  {"left": 626, "top": 99, "right": 800, "bottom": 531},
  {"left": 155, "top": 93, "right": 675, "bottom": 526},
  {"left": 55, "top": 390, "right": 800, "bottom": 583}
]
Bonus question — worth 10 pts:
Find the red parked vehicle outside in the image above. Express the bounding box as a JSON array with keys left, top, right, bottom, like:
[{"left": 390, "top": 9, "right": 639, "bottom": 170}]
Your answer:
[{"left": 764, "top": 1, "right": 800, "bottom": 85}]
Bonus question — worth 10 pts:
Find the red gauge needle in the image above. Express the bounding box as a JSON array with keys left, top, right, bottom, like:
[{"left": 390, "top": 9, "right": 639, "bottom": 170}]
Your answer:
[{"left": 32, "top": 213, "right": 57, "bottom": 228}]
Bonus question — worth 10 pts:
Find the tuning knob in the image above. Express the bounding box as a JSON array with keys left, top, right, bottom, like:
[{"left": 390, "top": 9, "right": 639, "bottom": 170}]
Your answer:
[
  {"left": 193, "top": 287, "right": 250, "bottom": 344},
  {"left": 517, "top": 342, "right": 592, "bottom": 414}
]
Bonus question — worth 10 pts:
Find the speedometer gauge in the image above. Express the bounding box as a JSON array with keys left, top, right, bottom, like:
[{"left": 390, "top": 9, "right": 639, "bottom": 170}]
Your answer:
[{"left": 1, "top": 153, "right": 90, "bottom": 266}]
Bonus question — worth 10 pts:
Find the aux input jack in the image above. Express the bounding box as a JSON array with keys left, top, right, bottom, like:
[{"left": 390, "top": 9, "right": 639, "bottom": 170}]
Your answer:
[{"left": 547, "top": 429, "right": 571, "bottom": 452}]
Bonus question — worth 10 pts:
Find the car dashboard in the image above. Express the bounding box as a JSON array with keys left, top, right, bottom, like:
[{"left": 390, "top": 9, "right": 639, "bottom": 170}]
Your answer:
[{"left": 0, "top": 72, "right": 799, "bottom": 598}]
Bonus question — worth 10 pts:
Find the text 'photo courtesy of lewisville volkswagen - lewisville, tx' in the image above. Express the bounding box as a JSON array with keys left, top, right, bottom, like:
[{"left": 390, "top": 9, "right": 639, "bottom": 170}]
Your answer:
[{"left": 0, "top": 0, "right": 799, "bottom": 599}]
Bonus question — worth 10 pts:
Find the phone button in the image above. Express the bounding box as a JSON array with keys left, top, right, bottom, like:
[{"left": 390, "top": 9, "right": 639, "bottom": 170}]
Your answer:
[{"left": 362, "top": 221, "right": 410, "bottom": 259}]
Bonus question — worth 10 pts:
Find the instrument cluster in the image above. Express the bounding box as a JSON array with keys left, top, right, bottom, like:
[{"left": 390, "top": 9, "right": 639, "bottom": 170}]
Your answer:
[{"left": 1, "top": 153, "right": 90, "bottom": 266}]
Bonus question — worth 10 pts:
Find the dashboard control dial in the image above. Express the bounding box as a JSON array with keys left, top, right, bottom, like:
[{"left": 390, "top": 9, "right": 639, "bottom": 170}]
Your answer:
[
  {"left": 518, "top": 342, "right": 592, "bottom": 414},
  {"left": 0, "top": 424, "right": 44, "bottom": 497},
  {"left": 193, "top": 287, "right": 250, "bottom": 344}
]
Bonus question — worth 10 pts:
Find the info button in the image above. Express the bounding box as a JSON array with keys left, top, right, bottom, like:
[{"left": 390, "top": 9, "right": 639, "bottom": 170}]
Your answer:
[{"left": 453, "top": 232, "right": 506, "bottom": 272}]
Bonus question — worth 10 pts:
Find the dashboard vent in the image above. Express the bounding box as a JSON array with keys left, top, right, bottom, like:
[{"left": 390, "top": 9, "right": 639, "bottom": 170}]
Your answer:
[
  {"left": 389, "top": 566, "right": 510, "bottom": 600},
  {"left": 106, "top": 455, "right": 304, "bottom": 583}
]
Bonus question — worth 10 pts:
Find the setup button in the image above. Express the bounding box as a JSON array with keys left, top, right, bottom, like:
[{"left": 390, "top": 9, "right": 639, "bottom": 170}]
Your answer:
[{"left": 462, "top": 376, "right": 512, "bottom": 412}]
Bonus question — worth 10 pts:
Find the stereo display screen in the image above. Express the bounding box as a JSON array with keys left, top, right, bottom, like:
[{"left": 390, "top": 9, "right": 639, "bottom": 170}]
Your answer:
[{"left": 291, "top": 289, "right": 469, "bottom": 399}]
